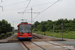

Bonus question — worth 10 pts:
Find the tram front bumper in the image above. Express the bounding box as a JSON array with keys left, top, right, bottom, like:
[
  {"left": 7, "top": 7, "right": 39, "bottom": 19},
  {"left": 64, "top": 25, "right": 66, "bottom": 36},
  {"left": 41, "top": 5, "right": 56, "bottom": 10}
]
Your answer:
[{"left": 18, "top": 37, "right": 32, "bottom": 39}]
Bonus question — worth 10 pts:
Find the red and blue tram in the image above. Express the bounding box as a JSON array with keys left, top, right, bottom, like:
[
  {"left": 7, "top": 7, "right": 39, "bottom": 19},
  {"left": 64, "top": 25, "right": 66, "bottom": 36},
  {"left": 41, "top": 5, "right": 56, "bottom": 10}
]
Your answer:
[{"left": 17, "top": 22, "right": 32, "bottom": 40}]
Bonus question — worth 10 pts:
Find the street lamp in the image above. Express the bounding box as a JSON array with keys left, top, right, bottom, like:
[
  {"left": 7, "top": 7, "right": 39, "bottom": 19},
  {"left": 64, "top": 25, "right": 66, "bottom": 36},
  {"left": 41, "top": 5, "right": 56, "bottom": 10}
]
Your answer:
[
  {"left": 0, "top": 6, "right": 3, "bottom": 11},
  {"left": 1, "top": 0, "right": 2, "bottom": 2}
]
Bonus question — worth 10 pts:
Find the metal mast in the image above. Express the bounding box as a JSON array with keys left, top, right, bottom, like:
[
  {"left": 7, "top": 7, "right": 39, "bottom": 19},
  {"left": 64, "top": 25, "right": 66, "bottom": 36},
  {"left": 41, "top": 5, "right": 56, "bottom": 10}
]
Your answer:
[{"left": 31, "top": 8, "right": 32, "bottom": 24}]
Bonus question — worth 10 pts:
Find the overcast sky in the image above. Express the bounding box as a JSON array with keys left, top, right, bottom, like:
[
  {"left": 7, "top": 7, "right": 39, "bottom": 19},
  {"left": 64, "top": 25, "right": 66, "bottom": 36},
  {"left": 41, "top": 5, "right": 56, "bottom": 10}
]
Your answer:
[{"left": 0, "top": 0, "right": 75, "bottom": 29}]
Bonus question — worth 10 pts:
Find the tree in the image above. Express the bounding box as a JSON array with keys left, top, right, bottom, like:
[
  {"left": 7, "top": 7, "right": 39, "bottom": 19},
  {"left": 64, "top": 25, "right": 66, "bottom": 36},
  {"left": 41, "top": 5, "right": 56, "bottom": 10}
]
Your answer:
[
  {"left": 40, "top": 21, "right": 46, "bottom": 32},
  {"left": 34, "top": 21, "right": 40, "bottom": 28},
  {"left": 0, "top": 19, "right": 12, "bottom": 34},
  {"left": 33, "top": 18, "right": 75, "bottom": 32}
]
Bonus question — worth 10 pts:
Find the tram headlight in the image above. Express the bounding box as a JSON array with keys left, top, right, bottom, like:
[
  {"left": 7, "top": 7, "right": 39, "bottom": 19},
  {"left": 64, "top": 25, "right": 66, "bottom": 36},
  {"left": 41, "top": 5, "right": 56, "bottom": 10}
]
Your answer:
[
  {"left": 20, "top": 33, "right": 22, "bottom": 35},
  {"left": 29, "top": 33, "right": 31, "bottom": 35}
]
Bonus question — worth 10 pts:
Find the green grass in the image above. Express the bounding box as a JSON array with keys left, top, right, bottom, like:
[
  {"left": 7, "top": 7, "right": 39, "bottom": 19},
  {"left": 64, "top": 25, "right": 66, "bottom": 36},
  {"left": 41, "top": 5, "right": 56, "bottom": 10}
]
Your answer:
[{"left": 35, "top": 31, "right": 75, "bottom": 39}]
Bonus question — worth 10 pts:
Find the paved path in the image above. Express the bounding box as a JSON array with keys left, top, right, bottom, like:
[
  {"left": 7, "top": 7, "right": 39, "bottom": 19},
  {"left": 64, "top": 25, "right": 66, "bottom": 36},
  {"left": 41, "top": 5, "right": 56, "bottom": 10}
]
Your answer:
[
  {"left": 0, "top": 43, "right": 24, "bottom": 50},
  {"left": 0, "top": 33, "right": 17, "bottom": 43},
  {"left": 54, "top": 41, "right": 75, "bottom": 46}
]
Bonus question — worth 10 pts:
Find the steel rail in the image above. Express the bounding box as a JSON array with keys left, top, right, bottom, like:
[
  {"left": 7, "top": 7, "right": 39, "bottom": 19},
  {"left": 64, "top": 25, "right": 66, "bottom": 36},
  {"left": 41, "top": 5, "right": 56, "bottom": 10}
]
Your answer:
[{"left": 21, "top": 41, "right": 30, "bottom": 50}]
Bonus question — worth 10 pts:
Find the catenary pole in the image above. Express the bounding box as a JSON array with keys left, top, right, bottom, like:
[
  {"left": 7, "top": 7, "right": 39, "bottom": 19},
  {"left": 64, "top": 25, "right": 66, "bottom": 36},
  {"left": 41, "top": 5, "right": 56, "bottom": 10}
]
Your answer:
[{"left": 31, "top": 8, "right": 32, "bottom": 24}]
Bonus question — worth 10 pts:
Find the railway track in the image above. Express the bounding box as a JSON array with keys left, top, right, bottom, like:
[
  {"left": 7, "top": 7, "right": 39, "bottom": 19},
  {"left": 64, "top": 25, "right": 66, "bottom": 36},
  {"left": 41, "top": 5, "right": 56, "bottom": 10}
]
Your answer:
[
  {"left": 7, "top": 34, "right": 75, "bottom": 50},
  {"left": 32, "top": 35, "right": 75, "bottom": 50},
  {"left": 20, "top": 40, "right": 74, "bottom": 50},
  {"left": 0, "top": 32, "right": 74, "bottom": 50},
  {"left": 32, "top": 35, "right": 63, "bottom": 46},
  {"left": 21, "top": 41, "right": 30, "bottom": 50},
  {"left": 20, "top": 41, "right": 46, "bottom": 50},
  {"left": 20, "top": 37, "right": 74, "bottom": 50},
  {"left": 32, "top": 35, "right": 42, "bottom": 39}
]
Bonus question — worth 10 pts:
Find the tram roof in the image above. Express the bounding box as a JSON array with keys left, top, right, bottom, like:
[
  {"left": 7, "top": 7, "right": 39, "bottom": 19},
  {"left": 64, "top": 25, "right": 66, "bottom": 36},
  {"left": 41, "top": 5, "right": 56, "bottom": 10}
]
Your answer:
[{"left": 17, "top": 22, "right": 32, "bottom": 27}]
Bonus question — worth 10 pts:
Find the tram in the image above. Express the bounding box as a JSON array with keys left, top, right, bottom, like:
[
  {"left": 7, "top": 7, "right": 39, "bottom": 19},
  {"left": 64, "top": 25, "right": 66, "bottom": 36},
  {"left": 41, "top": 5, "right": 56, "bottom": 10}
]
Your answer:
[{"left": 17, "top": 22, "right": 32, "bottom": 40}]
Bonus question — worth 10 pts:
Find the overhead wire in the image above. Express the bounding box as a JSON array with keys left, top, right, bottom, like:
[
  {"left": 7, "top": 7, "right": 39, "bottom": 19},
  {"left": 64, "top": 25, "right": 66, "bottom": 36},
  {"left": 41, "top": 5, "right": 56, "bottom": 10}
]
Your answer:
[
  {"left": 4, "top": 7, "right": 26, "bottom": 11},
  {"left": 2, "top": 0, "right": 29, "bottom": 7},
  {"left": 1, "top": 2, "right": 52, "bottom": 12},
  {"left": 0, "top": 8, "right": 30, "bottom": 12},
  {"left": 23, "top": 0, "right": 31, "bottom": 13},
  {"left": 0, "top": 0, "right": 9, "bottom": 3},
  {"left": 22, "top": 0, "right": 31, "bottom": 18},
  {"left": 31, "top": 2, "right": 52, "bottom": 7},
  {"left": 0, "top": 0, "right": 53, "bottom": 12},
  {"left": 1, "top": 1, "right": 52, "bottom": 11},
  {"left": 0, "top": 0, "right": 59, "bottom": 14},
  {"left": 0, "top": 0, "right": 31, "bottom": 12},
  {"left": 33, "top": 0, "right": 59, "bottom": 20},
  {"left": 8, "top": 1, "right": 51, "bottom": 11}
]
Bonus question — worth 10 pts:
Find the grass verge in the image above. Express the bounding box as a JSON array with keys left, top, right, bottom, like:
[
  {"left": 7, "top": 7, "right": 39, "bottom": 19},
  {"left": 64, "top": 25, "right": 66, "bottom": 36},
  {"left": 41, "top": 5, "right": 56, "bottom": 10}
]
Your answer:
[{"left": 35, "top": 31, "right": 75, "bottom": 39}]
